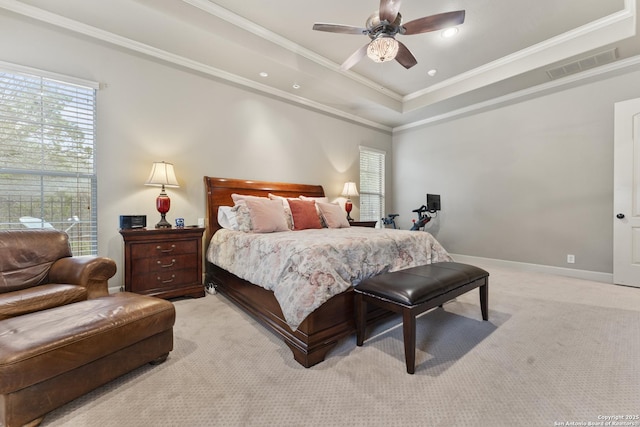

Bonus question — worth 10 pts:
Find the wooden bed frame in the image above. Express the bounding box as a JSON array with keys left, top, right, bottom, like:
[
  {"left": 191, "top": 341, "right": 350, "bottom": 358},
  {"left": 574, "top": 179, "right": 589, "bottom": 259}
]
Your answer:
[{"left": 203, "top": 177, "right": 388, "bottom": 368}]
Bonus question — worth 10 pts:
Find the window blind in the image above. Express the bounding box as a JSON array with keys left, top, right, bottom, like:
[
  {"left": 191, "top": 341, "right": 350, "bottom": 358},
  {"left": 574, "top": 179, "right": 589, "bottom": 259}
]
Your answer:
[
  {"left": 359, "top": 146, "right": 385, "bottom": 222},
  {"left": 0, "top": 68, "right": 98, "bottom": 255}
]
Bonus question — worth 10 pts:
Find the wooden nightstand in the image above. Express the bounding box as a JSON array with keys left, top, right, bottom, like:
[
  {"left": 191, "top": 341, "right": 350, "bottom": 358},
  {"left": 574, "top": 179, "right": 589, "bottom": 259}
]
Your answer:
[
  {"left": 119, "top": 227, "right": 205, "bottom": 299},
  {"left": 349, "top": 221, "right": 378, "bottom": 228}
]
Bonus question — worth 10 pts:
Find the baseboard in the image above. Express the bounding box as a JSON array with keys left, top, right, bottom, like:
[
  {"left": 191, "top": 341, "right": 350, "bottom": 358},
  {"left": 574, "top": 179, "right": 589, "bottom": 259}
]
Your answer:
[{"left": 449, "top": 254, "right": 613, "bottom": 284}]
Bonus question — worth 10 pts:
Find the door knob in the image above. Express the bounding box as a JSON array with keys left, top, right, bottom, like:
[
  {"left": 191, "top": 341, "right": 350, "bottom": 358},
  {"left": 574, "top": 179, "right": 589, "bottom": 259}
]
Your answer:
[{"left": 616, "top": 213, "right": 625, "bottom": 219}]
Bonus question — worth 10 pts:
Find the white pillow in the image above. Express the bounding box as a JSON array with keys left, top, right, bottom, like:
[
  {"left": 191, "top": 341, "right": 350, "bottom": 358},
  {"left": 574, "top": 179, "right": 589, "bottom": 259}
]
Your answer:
[
  {"left": 299, "top": 195, "right": 329, "bottom": 204},
  {"left": 217, "top": 206, "right": 238, "bottom": 230},
  {"left": 316, "top": 202, "right": 351, "bottom": 228}
]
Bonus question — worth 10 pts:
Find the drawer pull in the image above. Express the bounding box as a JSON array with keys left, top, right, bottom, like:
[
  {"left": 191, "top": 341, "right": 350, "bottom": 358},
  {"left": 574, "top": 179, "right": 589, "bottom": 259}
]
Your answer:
[
  {"left": 157, "top": 274, "right": 175, "bottom": 284},
  {"left": 157, "top": 259, "right": 176, "bottom": 268},
  {"left": 156, "top": 244, "right": 176, "bottom": 253}
]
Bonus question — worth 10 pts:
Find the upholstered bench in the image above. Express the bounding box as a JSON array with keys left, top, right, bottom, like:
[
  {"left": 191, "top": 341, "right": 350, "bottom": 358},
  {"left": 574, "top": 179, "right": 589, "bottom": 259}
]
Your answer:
[
  {"left": 0, "top": 292, "right": 175, "bottom": 427},
  {"left": 355, "top": 262, "right": 489, "bottom": 374}
]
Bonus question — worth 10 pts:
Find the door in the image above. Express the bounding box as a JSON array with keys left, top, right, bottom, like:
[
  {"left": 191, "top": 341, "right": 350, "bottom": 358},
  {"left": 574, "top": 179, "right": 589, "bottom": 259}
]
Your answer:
[{"left": 613, "top": 98, "right": 640, "bottom": 287}]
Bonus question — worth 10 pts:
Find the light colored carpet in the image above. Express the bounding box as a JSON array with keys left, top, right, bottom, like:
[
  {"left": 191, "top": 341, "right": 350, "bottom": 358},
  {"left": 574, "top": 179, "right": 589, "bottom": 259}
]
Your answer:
[{"left": 41, "top": 265, "right": 640, "bottom": 427}]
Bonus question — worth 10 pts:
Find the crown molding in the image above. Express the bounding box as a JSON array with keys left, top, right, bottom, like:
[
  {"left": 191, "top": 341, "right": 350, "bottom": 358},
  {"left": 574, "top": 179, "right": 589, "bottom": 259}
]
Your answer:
[
  {"left": 393, "top": 54, "right": 640, "bottom": 133},
  {"left": 401, "top": 0, "right": 636, "bottom": 115},
  {"left": 1, "top": 0, "right": 637, "bottom": 134},
  {"left": 0, "top": 0, "right": 392, "bottom": 132},
  {"left": 405, "top": 0, "right": 635, "bottom": 104},
  {"left": 181, "top": 0, "right": 403, "bottom": 103}
]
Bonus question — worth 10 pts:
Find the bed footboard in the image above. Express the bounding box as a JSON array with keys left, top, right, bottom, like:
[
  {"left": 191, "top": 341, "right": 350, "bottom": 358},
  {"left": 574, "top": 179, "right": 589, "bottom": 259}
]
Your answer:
[{"left": 206, "top": 262, "right": 388, "bottom": 367}]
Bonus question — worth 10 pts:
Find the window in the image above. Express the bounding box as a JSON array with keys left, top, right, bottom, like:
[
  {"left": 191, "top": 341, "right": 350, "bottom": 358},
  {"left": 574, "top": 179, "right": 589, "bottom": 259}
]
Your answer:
[
  {"left": 0, "top": 64, "right": 98, "bottom": 255},
  {"left": 359, "top": 146, "right": 385, "bottom": 222}
]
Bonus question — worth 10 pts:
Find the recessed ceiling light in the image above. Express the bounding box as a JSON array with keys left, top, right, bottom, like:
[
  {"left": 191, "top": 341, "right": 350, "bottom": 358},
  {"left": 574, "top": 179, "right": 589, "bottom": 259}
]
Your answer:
[
  {"left": 292, "top": 83, "right": 301, "bottom": 89},
  {"left": 441, "top": 27, "right": 458, "bottom": 38},
  {"left": 427, "top": 69, "right": 437, "bottom": 77},
  {"left": 259, "top": 71, "right": 269, "bottom": 77}
]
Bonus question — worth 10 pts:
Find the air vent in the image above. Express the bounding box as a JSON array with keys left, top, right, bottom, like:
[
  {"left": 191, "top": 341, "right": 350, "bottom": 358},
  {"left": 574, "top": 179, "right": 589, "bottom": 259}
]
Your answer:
[{"left": 546, "top": 48, "right": 618, "bottom": 80}]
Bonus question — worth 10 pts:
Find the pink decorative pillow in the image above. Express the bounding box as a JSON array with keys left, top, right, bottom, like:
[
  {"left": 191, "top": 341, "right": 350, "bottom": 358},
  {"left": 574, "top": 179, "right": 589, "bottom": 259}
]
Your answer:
[
  {"left": 316, "top": 202, "right": 351, "bottom": 229},
  {"left": 288, "top": 199, "right": 322, "bottom": 230},
  {"left": 244, "top": 198, "right": 289, "bottom": 233}
]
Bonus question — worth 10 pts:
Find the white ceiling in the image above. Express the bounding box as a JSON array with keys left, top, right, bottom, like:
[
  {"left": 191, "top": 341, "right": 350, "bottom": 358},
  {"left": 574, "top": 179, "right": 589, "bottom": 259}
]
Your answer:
[{"left": 4, "top": 0, "right": 639, "bottom": 131}]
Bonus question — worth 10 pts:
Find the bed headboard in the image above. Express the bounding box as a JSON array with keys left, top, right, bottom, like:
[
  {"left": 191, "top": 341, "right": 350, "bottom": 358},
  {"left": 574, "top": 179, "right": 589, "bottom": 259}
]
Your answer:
[{"left": 203, "top": 177, "right": 325, "bottom": 243}]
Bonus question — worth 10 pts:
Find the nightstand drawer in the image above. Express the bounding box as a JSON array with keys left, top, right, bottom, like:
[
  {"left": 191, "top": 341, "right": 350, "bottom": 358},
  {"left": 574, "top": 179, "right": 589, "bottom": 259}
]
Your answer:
[
  {"left": 133, "top": 269, "right": 199, "bottom": 293},
  {"left": 130, "top": 240, "right": 198, "bottom": 259},
  {"left": 131, "top": 253, "right": 198, "bottom": 274}
]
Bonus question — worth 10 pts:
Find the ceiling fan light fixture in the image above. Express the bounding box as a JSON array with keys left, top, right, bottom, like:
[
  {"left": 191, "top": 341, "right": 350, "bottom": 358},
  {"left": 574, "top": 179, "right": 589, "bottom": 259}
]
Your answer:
[
  {"left": 441, "top": 27, "right": 459, "bottom": 38},
  {"left": 367, "top": 35, "right": 399, "bottom": 63}
]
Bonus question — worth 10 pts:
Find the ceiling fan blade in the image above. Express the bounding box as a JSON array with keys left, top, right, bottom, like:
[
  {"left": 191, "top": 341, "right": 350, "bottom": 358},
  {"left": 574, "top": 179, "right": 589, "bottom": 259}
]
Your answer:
[
  {"left": 402, "top": 10, "right": 465, "bottom": 35},
  {"left": 340, "top": 44, "right": 369, "bottom": 71},
  {"left": 395, "top": 40, "right": 417, "bottom": 69},
  {"left": 312, "top": 23, "right": 368, "bottom": 35},
  {"left": 379, "top": 0, "right": 402, "bottom": 23}
]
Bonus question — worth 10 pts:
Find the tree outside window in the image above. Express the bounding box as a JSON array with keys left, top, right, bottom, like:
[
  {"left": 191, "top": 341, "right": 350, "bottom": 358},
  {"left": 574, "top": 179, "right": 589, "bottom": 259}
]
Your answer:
[{"left": 0, "top": 68, "right": 97, "bottom": 255}]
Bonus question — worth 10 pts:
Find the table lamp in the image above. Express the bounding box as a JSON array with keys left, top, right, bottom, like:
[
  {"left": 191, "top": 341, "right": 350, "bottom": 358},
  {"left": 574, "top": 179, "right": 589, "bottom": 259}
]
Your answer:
[
  {"left": 341, "top": 181, "right": 359, "bottom": 222},
  {"left": 145, "top": 161, "right": 179, "bottom": 228}
]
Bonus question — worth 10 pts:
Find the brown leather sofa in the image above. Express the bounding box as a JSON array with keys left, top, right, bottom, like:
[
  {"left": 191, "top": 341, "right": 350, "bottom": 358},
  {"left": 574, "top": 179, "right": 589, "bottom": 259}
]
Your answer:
[
  {"left": 0, "top": 229, "right": 116, "bottom": 319},
  {"left": 0, "top": 230, "right": 176, "bottom": 427}
]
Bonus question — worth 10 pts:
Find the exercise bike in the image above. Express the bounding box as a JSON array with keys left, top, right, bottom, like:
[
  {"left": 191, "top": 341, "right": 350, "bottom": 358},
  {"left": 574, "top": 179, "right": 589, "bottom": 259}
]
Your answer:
[
  {"left": 382, "top": 205, "right": 437, "bottom": 230},
  {"left": 410, "top": 205, "right": 436, "bottom": 231},
  {"left": 381, "top": 213, "right": 399, "bottom": 229}
]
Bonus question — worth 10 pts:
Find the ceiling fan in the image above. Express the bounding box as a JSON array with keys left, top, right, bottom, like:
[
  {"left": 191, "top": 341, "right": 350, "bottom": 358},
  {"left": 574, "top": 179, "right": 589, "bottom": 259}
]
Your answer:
[{"left": 312, "top": 0, "right": 465, "bottom": 71}]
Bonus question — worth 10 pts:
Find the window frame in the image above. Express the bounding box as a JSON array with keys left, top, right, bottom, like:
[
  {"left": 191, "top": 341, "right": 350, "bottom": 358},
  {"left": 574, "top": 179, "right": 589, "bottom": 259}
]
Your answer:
[
  {"left": 359, "top": 145, "right": 386, "bottom": 222},
  {"left": 0, "top": 62, "right": 99, "bottom": 255}
]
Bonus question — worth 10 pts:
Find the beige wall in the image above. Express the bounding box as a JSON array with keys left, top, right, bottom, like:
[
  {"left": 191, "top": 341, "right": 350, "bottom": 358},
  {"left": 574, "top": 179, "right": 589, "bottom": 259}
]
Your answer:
[
  {"left": 0, "top": 12, "right": 392, "bottom": 288},
  {"left": 4, "top": 8, "right": 639, "bottom": 282},
  {"left": 393, "top": 68, "right": 640, "bottom": 274}
]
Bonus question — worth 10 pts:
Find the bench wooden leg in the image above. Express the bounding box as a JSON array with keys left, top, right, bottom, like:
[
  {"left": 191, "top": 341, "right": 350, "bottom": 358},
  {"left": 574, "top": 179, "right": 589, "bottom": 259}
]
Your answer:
[
  {"left": 356, "top": 293, "right": 366, "bottom": 346},
  {"left": 479, "top": 283, "right": 488, "bottom": 321},
  {"left": 402, "top": 309, "right": 416, "bottom": 374}
]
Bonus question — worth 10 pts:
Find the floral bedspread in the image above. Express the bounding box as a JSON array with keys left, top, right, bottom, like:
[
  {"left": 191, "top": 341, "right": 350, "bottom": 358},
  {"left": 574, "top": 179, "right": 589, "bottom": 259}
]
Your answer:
[{"left": 207, "top": 227, "right": 452, "bottom": 330}]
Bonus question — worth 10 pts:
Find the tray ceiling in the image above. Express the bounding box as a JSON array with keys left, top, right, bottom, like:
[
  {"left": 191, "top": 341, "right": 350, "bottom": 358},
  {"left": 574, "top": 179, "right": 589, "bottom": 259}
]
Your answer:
[{"left": 3, "top": 0, "right": 639, "bottom": 131}]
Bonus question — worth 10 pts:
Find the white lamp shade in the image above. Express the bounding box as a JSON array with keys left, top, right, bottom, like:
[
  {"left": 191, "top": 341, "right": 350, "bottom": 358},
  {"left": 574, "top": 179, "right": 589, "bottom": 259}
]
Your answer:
[
  {"left": 341, "top": 182, "right": 359, "bottom": 198},
  {"left": 145, "top": 161, "right": 179, "bottom": 188}
]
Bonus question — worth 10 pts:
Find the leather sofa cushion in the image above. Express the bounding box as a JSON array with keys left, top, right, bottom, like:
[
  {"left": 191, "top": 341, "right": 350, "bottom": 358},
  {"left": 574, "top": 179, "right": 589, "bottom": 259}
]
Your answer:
[
  {"left": 0, "top": 284, "right": 88, "bottom": 320},
  {"left": 0, "top": 292, "right": 176, "bottom": 394},
  {"left": 0, "top": 229, "right": 72, "bottom": 293}
]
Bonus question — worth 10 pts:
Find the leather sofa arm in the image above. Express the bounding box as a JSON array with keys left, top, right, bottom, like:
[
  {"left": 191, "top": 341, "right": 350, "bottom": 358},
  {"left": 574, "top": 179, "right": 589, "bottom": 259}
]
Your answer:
[{"left": 48, "top": 256, "right": 117, "bottom": 299}]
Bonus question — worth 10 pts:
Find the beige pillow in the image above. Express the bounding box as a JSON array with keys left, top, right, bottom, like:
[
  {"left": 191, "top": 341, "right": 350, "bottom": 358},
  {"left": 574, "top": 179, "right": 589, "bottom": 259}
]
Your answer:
[
  {"left": 316, "top": 202, "right": 351, "bottom": 228},
  {"left": 299, "top": 195, "right": 329, "bottom": 204},
  {"left": 244, "top": 198, "right": 289, "bottom": 233}
]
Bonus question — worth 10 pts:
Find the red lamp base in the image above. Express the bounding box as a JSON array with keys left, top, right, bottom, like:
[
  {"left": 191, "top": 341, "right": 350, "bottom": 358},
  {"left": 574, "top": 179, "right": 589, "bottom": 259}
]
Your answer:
[
  {"left": 345, "top": 199, "right": 353, "bottom": 222},
  {"left": 155, "top": 190, "right": 172, "bottom": 229}
]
